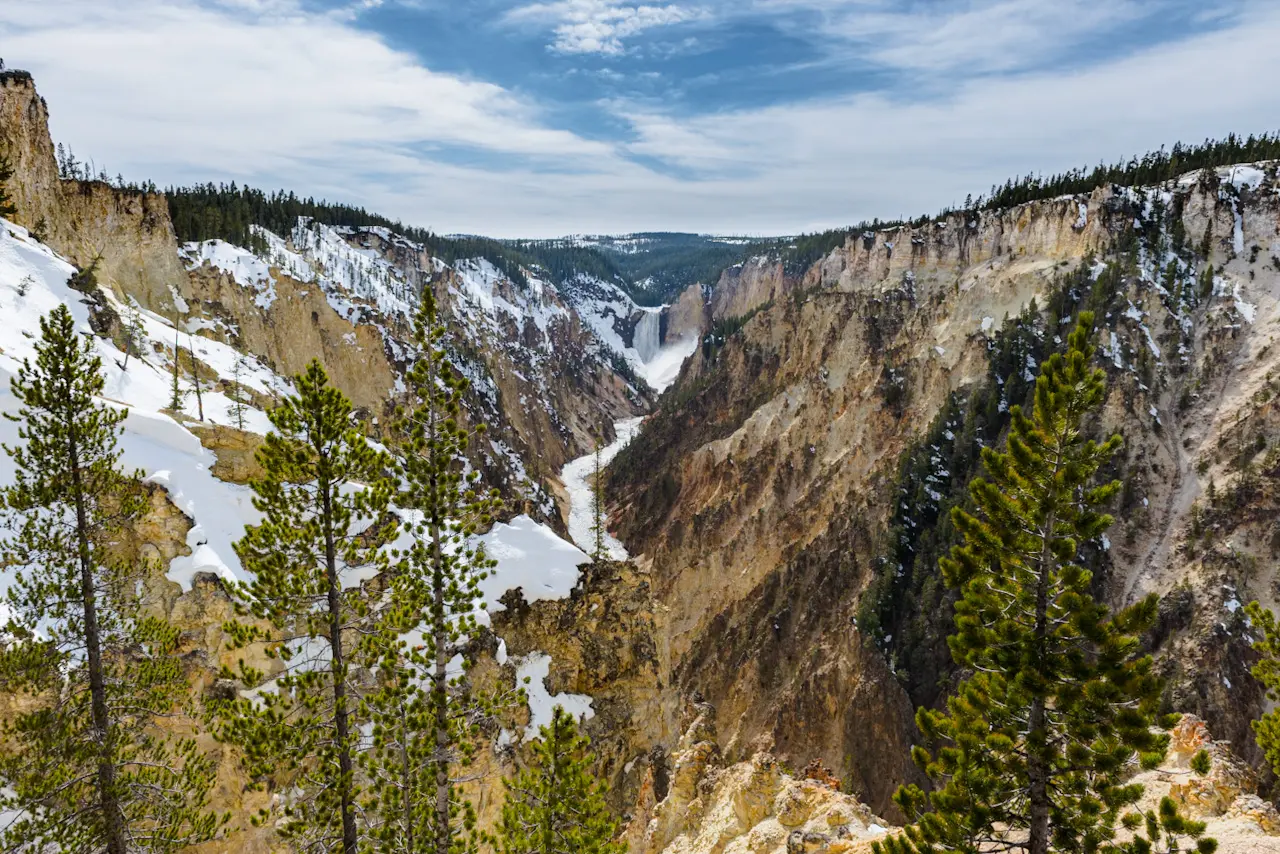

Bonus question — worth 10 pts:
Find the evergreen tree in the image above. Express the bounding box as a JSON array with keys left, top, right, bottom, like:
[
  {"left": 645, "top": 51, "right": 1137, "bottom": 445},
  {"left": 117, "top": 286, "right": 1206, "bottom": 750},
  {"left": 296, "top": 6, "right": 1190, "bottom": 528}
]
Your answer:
[
  {"left": 227, "top": 357, "right": 249, "bottom": 431},
  {"left": 120, "top": 303, "right": 146, "bottom": 373},
  {"left": 0, "top": 152, "right": 17, "bottom": 220},
  {"left": 169, "top": 325, "right": 184, "bottom": 412},
  {"left": 590, "top": 441, "right": 606, "bottom": 561},
  {"left": 362, "top": 290, "right": 500, "bottom": 854},
  {"left": 1243, "top": 601, "right": 1280, "bottom": 776},
  {"left": 497, "top": 706, "right": 624, "bottom": 854},
  {"left": 876, "top": 314, "right": 1207, "bottom": 854},
  {"left": 0, "top": 304, "right": 224, "bottom": 853},
  {"left": 187, "top": 334, "right": 204, "bottom": 421},
  {"left": 214, "top": 360, "right": 394, "bottom": 854}
]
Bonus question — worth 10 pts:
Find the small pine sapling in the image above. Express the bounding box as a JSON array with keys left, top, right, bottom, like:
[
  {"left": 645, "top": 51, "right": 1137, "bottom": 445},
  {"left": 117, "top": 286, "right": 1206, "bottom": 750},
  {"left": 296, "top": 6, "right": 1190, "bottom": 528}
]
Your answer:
[
  {"left": 227, "top": 356, "right": 250, "bottom": 431},
  {"left": 590, "top": 439, "right": 607, "bottom": 561},
  {"left": 169, "top": 323, "right": 185, "bottom": 412},
  {"left": 188, "top": 333, "right": 204, "bottom": 421},
  {"left": 498, "top": 706, "right": 624, "bottom": 854}
]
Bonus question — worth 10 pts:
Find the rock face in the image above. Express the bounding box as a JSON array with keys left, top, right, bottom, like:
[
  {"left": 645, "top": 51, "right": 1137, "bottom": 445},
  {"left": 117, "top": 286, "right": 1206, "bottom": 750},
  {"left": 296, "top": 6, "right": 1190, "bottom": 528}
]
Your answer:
[
  {"left": 624, "top": 701, "right": 891, "bottom": 854},
  {"left": 491, "top": 559, "right": 669, "bottom": 813},
  {"left": 610, "top": 166, "right": 1280, "bottom": 816},
  {"left": 183, "top": 262, "right": 399, "bottom": 415},
  {"left": 0, "top": 74, "right": 190, "bottom": 314},
  {"left": 1129, "top": 717, "right": 1280, "bottom": 852}
]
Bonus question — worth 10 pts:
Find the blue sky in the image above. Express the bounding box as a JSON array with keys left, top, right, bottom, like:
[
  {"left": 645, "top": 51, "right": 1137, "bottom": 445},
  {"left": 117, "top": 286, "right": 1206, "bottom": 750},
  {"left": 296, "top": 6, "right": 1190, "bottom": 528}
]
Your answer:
[{"left": 2, "top": 0, "right": 1279, "bottom": 236}]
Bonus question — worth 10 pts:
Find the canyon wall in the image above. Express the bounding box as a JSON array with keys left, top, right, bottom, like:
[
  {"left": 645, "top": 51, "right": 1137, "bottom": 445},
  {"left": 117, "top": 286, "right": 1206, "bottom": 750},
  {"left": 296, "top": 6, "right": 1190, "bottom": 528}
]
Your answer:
[{"left": 610, "top": 170, "right": 1280, "bottom": 814}]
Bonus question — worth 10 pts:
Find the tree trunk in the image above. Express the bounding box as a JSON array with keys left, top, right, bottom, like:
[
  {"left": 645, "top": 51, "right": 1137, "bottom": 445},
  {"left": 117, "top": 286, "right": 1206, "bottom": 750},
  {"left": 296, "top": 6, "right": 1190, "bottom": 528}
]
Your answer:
[
  {"left": 1027, "top": 502, "right": 1059, "bottom": 854},
  {"left": 402, "top": 701, "right": 414, "bottom": 854},
  {"left": 67, "top": 421, "right": 128, "bottom": 854},
  {"left": 322, "top": 476, "right": 358, "bottom": 854},
  {"left": 1027, "top": 695, "right": 1050, "bottom": 854},
  {"left": 431, "top": 511, "right": 451, "bottom": 854},
  {"left": 543, "top": 719, "right": 559, "bottom": 854},
  {"left": 189, "top": 341, "right": 203, "bottom": 422}
]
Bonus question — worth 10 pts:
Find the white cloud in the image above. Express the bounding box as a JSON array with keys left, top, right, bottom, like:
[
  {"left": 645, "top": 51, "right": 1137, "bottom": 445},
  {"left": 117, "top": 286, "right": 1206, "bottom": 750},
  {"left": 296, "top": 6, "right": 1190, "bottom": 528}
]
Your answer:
[
  {"left": 504, "top": 0, "right": 704, "bottom": 55},
  {"left": 0, "top": 0, "right": 614, "bottom": 173},
  {"left": 604, "top": 2, "right": 1280, "bottom": 232},
  {"left": 1, "top": 0, "right": 1277, "bottom": 238},
  {"left": 819, "top": 0, "right": 1151, "bottom": 74}
]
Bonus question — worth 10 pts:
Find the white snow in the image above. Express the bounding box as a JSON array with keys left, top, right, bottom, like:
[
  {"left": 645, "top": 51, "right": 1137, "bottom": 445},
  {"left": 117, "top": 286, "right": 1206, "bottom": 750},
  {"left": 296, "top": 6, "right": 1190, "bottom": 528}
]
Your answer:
[
  {"left": 479, "top": 515, "right": 590, "bottom": 608},
  {"left": 0, "top": 220, "right": 272, "bottom": 591},
  {"left": 1222, "top": 165, "right": 1267, "bottom": 191},
  {"left": 1, "top": 219, "right": 618, "bottom": 745},
  {"left": 1231, "top": 281, "right": 1257, "bottom": 323},
  {"left": 515, "top": 652, "right": 594, "bottom": 737},
  {"left": 1074, "top": 201, "right": 1088, "bottom": 229}
]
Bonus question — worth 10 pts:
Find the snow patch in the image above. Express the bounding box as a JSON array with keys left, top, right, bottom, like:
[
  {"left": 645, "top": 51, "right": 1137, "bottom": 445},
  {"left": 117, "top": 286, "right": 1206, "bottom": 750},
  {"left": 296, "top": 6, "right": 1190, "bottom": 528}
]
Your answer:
[{"left": 515, "top": 653, "right": 594, "bottom": 737}]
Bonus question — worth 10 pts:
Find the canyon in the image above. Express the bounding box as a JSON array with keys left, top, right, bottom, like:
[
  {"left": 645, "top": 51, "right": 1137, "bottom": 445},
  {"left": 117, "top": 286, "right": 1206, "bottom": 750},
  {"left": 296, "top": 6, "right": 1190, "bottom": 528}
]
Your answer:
[{"left": 1, "top": 67, "right": 1280, "bottom": 853}]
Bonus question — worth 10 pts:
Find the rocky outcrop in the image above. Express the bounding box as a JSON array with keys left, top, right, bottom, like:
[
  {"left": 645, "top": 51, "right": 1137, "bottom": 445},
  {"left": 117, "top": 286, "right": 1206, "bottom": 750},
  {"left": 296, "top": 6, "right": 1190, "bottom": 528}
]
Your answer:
[
  {"left": 666, "top": 281, "right": 709, "bottom": 342},
  {"left": 189, "top": 424, "right": 266, "bottom": 484},
  {"left": 0, "top": 74, "right": 190, "bottom": 314},
  {"left": 491, "top": 559, "right": 669, "bottom": 813},
  {"left": 624, "top": 701, "right": 890, "bottom": 854},
  {"left": 1126, "top": 717, "right": 1280, "bottom": 851},
  {"left": 184, "top": 262, "right": 399, "bottom": 415}
]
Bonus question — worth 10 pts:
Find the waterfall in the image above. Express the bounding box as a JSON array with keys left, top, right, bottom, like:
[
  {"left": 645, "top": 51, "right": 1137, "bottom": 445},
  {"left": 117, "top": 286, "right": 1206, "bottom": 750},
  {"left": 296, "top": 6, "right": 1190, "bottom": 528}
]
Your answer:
[{"left": 633, "top": 309, "right": 661, "bottom": 363}]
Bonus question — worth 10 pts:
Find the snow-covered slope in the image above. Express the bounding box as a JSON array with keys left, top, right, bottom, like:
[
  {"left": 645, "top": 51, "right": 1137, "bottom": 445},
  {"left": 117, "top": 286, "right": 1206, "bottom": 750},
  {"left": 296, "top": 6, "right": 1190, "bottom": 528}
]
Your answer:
[
  {"left": 0, "top": 220, "right": 279, "bottom": 591},
  {"left": 0, "top": 218, "right": 599, "bottom": 727},
  {"left": 180, "top": 217, "right": 647, "bottom": 490}
]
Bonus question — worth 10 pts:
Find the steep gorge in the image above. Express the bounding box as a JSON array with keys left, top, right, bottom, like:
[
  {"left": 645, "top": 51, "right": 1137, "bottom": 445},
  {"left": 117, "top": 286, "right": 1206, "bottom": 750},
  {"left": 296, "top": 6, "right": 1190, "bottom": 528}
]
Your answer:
[
  {"left": 610, "top": 171, "right": 1280, "bottom": 817},
  {"left": 2, "top": 66, "right": 1280, "bottom": 854}
]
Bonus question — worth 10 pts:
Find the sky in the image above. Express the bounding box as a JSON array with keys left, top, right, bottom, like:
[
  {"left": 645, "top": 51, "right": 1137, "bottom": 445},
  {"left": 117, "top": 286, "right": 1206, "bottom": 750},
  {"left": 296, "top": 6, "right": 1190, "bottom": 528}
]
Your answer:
[{"left": 2, "top": 0, "right": 1279, "bottom": 238}]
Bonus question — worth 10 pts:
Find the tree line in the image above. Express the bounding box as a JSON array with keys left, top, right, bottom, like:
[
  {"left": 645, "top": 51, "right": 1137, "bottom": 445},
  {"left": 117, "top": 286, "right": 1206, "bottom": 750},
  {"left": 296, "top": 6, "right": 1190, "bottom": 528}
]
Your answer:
[
  {"left": 163, "top": 184, "right": 635, "bottom": 297},
  {"left": 709, "top": 131, "right": 1280, "bottom": 285},
  {"left": 982, "top": 133, "right": 1280, "bottom": 211}
]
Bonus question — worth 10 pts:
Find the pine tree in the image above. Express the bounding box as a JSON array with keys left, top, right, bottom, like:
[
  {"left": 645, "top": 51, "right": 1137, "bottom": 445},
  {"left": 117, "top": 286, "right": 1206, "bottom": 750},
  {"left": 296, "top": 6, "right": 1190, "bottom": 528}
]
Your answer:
[
  {"left": 120, "top": 303, "right": 146, "bottom": 373},
  {"left": 497, "top": 706, "right": 624, "bottom": 854},
  {"left": 227, "top": 357, "right": 249, "bottom": 431},
  {"left": 188, "top": 334, "right": 204, "bottom": 421},
  {"left": 214, "top": 360, "right": 395, "bottom": 854},
  {"left": 876, "top": 314, "right": 1209, "bottom": 854},
  {"left": 169, "top": 324, "right": 184, "bottom": 412},
  {"left": 0, "top": 152, "right": 17, "bottom": 220},
  {"left": 0, "top": 304, "right": 224, "bottom": 853},
  {"left": 361, "top": 290, "right": 501, "bottom": 854},
  {"left": 590, "top": 440, "right": 606, "bottom": 561},
  {"left": 1243, "top": 601, "right": 1280, "bottom": 776}
]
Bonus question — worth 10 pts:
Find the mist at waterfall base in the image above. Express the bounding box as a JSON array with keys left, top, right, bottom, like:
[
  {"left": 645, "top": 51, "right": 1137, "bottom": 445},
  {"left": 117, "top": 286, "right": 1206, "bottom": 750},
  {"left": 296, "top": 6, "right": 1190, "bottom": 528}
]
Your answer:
[{"left": 633, "top": 309, "right": 697, "bottom": 393}]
